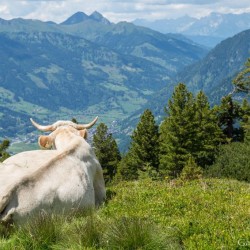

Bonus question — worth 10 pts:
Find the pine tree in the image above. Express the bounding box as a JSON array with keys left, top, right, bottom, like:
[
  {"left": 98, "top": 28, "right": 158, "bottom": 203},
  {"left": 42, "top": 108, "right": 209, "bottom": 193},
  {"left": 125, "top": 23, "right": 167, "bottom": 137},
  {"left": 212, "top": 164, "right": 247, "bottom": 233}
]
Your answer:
[
  {"left": 180, "top": 155, "right": 203, "bottom": 181},
  {"left": 159, "top": 84, "right": 222, "bottom": 178},
  {"left": 219, "top": 96, "right": 239, "bottom": 140},
  {"left": 93, "top": 123, "right": 121, "bottom": 183},
  {"left": 214, "top": 96, "right": 249, "bottom": 142},
  {"left": 193, "top": 91, "right": 222, "bottom": 166},
  {"left": 130, "top": 109, "right": 159, "bottom": 171},
  {"left": 240, "top": 99, "right": 250, "bottom": 141},
  {"left": 232, "top": 57, "right": 250, "bottom": 94},
  {"left": 118, "top": 109, "right": 159, "bottom": 180},
  {"left": 243, "top": 116, "right": 250, "bottom": 144},
  {"left": 116, "top": 152, "right": 139, "bottom": 181},
  {"left": 159, "top": 83, "right": 196, "bottom": 178}
]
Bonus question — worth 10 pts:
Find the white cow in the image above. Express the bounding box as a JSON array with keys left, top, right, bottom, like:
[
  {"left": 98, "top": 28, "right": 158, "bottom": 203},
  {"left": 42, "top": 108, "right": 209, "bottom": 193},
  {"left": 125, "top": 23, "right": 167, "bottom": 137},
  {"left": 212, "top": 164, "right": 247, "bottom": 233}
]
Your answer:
[{"left": 0, "top": 117, "right": 106, "bottom": 224}]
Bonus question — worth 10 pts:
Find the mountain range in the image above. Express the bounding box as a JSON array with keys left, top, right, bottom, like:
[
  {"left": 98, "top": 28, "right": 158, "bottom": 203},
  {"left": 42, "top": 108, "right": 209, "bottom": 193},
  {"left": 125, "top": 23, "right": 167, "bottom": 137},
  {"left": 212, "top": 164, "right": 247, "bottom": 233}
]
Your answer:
[
  {"left": 0, "top": 11, "right": 249, "bottom": 152},
  {"left": 0, "top": 11, "right": 206, "bottom": 145},
  {"left": 134, "top": 12, "right": 250, "bottom": 47}
]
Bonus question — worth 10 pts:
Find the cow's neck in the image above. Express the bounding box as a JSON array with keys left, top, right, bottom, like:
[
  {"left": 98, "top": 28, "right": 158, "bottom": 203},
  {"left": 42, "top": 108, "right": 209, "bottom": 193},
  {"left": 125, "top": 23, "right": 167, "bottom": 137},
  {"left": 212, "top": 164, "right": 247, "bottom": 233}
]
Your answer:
[{"left": 54, "top": 131, "right": 90, "bottom": 160}]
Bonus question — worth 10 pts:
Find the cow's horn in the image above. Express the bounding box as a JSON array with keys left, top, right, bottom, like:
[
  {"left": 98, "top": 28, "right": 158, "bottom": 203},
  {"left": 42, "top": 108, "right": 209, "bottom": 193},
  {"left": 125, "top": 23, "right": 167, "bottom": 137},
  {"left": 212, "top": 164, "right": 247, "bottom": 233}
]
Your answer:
[
  {"left": 75, "top": 116, "right": 98, "bottom": 130},
  {"left": 30, "top": 118, "right": 55, "bottom": 132}
]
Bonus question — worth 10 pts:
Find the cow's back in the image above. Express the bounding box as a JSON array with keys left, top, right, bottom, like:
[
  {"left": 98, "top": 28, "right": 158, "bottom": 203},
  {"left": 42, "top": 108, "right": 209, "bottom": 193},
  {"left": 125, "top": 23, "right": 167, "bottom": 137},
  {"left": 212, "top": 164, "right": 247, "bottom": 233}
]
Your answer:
[
  {"left": 0, "top": 150, "right": 96, "bottom": 224},
  {"left": 3, "top": 150, "right": 57, "bottom": 169}
]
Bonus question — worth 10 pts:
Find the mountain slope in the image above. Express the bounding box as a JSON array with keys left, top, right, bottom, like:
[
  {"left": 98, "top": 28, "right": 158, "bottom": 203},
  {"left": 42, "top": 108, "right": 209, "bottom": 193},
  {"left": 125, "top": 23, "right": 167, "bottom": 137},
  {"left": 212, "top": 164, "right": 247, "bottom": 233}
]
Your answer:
[
  {"left": 60, "top": 12, "right": 89, "bottom": 25},
  {"left": 0, "top": 31, "right": 171, "bottom": 108},
  {"left": 0, "top": 31, "right": 170, "bottom": 137},
  {"left": 134, "top": 12, "right": 250, "bottom": 47},
  {"left": 185, "top": 13, "right": 250, "bottom": 38},
  {"left": 93, "top": 22, "right": 207, "bottom": 74},
  {"left": 58, "top": 13, "right": 207, "bottom": 74},
  {"left": 151, "top": 29, "right": 250, "bottom": 114},
  {"left": 176, "top": 29, "right": 250, "bottom": 103},
  {"left": 134, "top": 12, "right": 250, "bottom": 38},
  {"left": 118, "top": 29, "right": 250, "bottom": 151},
  {"left": 61, "top": 11, "right": 110, "bottom": 25},
  {"left": 0, "top": 12, "right": 208, "bottom": 145},
  {"left": 0, "top": 12, "right": 207, "bottom": 79}
]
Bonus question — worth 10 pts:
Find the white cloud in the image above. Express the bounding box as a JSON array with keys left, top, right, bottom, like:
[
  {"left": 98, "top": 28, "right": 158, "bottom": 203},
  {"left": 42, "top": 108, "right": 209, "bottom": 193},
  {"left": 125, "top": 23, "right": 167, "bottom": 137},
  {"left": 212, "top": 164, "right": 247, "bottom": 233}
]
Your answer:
[{"left": 0, "top": 0, "right": 249, "bottom": 23}]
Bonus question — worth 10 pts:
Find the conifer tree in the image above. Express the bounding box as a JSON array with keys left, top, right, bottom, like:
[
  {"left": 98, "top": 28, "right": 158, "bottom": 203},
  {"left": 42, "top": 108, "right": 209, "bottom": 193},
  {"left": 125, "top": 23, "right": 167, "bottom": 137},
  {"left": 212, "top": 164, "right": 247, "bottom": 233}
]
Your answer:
[
  {"left": 216, "top": 95, "right": 241, "bottom": 141},
  {"left": 240, "top": 99, "right": 250, "bottom": 141},
  {"left": 116, "top": 152, "right": 139, "bottom": 181},
  {"left": 159, "top": 84, "right": 222, "bottom": 178},
  {"left": 159, "top": 83, "right": 196, "bottom": 178},
  {"left": 93, "top": 123, "right": 121, "bottom": 183},
  {"left": 216, "top": 58, "right": 250, "bottom": 141},
  {"left": 243, "top": 116, "right": 250, "bottom": 143},
  {"left": 214, "top": 96, "right": 250, "bottom": 142},
  {"left": 193, "top": 91, "right": 222, "bottom": 166},
  {"left": 118, "top": 109, "right": 159, "bottom": 180},
  {"left": 232, "top": 57, "right": 250, "bottom": 94},
  {"left": 180, "top": 155, "right": 203, "bottom": 181},
  {"left": 130, "top": 109, "right": 159, "bottom": 171}
]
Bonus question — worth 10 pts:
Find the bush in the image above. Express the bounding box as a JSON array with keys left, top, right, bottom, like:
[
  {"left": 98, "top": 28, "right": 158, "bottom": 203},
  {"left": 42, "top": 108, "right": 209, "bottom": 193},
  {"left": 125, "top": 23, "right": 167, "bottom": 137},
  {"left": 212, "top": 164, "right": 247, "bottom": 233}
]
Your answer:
[
  {"left": 207, "top": 142, "right": 250, "bottom": 182},
  {"left": 104, "top": 216, "right": 178, "bottom": 250},
  {"left": 180, "top": 156, "right": 203, "bottom": 181}
]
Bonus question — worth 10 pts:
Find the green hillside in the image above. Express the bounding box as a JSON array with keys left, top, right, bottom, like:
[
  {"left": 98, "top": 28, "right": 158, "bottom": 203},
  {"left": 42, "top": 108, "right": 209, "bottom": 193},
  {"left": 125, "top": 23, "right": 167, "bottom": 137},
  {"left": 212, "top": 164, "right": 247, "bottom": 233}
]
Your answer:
[
  {"left": 0, "top": 31, "right": 167, "bottom": 138},
  {"left": 1, "top": 178, "right": 249, "bottom": 249},
  {"left": 0, "top": 13, "right": 207, "bottom": 143},
  {"left": 177, "top": 29, "right": 250, "bottom": 103},
  {"left": 121, "top": 28, "right": 250, "bottom": 139}
]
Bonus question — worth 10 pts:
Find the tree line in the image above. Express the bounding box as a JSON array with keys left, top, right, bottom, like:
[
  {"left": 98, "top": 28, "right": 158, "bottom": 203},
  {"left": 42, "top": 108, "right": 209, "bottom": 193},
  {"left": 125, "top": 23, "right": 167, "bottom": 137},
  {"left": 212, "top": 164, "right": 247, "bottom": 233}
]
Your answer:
[
  {"left": 93, "top": 58, "right": 250, "bottom": 183},
  {"left": 1, "top": 59, "right": 249, "bottom": 182}
]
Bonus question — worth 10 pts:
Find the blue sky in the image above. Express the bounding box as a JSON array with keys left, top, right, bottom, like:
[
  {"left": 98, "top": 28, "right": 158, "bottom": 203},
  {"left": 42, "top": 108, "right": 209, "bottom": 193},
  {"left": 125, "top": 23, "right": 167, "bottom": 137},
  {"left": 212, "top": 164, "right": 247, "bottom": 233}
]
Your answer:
[{"left": 0, "top": 0, "right": 249, "bottom": 23}]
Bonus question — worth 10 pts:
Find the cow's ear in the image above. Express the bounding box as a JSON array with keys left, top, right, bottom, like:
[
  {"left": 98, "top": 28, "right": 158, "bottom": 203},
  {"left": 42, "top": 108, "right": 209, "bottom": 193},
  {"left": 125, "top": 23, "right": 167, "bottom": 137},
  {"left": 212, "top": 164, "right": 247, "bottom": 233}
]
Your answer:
[
  {"left": 38, "top": 135, "right": 53, "bottom": 149},
  {"left": 79, "top": 129, "right": 88, "bottom": 139}
]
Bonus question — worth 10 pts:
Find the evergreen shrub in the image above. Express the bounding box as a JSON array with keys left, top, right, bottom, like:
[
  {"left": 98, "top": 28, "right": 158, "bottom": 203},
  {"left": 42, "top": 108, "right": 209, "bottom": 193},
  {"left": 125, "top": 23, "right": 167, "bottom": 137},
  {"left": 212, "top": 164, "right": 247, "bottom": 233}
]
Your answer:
[{"left": 207, "top": 142, "right": 250, "bottom": 182}]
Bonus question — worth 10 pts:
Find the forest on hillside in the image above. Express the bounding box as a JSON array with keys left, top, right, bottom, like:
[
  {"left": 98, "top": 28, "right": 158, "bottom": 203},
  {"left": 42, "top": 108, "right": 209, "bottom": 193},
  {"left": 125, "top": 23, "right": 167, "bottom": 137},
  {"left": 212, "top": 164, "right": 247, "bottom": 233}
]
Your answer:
[
  {"left": 1, "top": 59, "right": 249, "bottom": 183},
  {"left": 91, "top": 58, "right": 250, "bottom": 184}
]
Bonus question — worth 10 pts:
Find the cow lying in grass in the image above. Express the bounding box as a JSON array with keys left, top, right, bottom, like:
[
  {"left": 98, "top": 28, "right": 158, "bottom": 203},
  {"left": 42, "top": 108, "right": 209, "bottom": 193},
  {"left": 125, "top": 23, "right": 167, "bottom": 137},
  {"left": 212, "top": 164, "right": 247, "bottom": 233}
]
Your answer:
[{"left": 0, "top": 117, "right": 106, "bottom": 224}]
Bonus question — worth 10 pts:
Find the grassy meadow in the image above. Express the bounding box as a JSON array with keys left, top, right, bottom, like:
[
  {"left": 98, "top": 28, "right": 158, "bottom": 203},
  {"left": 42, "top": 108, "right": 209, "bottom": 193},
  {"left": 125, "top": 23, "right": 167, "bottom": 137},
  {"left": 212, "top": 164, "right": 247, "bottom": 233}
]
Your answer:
[{"left": 0, "top": 178, "right": 250, "bottom": 249}]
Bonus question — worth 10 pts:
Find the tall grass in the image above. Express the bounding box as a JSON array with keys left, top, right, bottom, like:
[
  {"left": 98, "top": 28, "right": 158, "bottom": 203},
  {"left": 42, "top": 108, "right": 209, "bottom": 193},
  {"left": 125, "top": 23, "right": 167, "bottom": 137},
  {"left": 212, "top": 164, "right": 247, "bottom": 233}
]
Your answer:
[
  {"left": 59, "top": 210, "right": 104, "bottom": 249},
  {"left": 104, "top": 216, "right": 181, "bottom": 250},
  {"left": 10, "top": 213, "right": 63, "bottom": 250},
  {"left": 0, "top": 210, "right": 177, "bottom": 249},
  {"left": 0, "top": 178, "right": 249, "bottom": 249}
]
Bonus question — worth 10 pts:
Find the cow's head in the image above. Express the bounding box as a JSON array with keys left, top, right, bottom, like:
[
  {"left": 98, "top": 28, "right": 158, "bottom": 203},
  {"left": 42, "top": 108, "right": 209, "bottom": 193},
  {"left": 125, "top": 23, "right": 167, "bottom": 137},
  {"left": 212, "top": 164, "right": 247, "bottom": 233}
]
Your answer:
[{"left": 30, "top": 117, "right": 98, "bottom": 149}]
